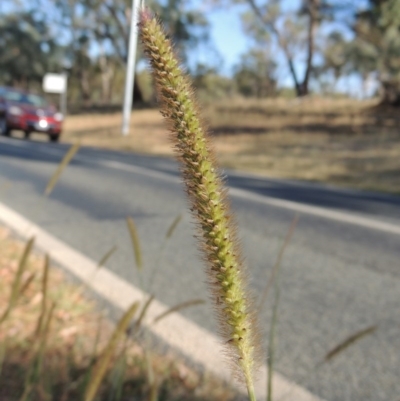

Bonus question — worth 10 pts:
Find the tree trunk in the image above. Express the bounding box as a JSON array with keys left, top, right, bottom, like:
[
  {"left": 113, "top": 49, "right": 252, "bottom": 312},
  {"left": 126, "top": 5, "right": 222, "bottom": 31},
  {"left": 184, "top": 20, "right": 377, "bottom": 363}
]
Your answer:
[
  {"left": 381, "top": 80, "right": 400, "bottom": 106},
  {"left": 99, "top": 54, "right": 114, "bottom": 104},
  {"left": 300, "top": 0, "right": 320, "bottom": 97},
  {"left": 133, "top": 76, "right": 144, "bottom": 105},
  {"left": 79, "top": 69, "right": 91, "bottom": 106}
]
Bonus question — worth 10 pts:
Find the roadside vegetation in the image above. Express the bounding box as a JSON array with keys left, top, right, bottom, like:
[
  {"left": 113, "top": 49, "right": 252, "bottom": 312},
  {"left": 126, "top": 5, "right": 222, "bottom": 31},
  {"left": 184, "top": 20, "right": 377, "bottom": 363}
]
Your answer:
[
  {"left": 58, "top": 97, "right": 400, "bottom": 194},
  {"left": 0, "top": 225, "right": 235, "bottom": 401}
]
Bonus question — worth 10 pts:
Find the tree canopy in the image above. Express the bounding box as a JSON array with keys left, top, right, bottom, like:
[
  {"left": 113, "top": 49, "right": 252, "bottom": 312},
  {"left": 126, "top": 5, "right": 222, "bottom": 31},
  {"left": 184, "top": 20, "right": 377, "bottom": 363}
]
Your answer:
[{"left": 2, "top": 0, "right": 400, "bottom": 105}]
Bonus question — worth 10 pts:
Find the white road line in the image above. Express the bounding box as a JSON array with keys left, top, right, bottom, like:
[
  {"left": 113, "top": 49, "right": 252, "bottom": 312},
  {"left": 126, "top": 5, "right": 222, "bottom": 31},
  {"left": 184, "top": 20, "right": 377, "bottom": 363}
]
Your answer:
[
  {"left": 0, "top": 201, "right": 325, "bottom": 401},
  {"left": 230, "top": 187, "right": 400, "bottom": 235},
  {"left": 98, "top": 160, "right": 400, "bottom": 236}
]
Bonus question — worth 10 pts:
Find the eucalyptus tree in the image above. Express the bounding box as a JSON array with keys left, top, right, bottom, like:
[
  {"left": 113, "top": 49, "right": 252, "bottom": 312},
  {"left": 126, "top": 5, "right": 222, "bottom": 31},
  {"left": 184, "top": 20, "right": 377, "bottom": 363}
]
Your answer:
[
  {"left": 0, "top": 12, "right": 63, "bottom": 88},
  {"left": 351, "top": 0, "right": 400, "bottom": 104},
  {"left": 313, "top": 30, "right": 350, "bottom": 93},
  {"left": 224, "top": 0, "right": 356, "bottom": 97},
  {"left": 233, "top": 48, "right": 277, "bottom": 97},
  {"left": 237, "top": 0, "right": 325, "bottom": 96}
]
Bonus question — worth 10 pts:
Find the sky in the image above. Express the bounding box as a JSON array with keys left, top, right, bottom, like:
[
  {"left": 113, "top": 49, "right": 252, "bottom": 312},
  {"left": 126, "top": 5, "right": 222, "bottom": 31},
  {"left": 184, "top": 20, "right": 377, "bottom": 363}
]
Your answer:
[{"left": 201, "top": 6, "right": 251, "bottom": 74}]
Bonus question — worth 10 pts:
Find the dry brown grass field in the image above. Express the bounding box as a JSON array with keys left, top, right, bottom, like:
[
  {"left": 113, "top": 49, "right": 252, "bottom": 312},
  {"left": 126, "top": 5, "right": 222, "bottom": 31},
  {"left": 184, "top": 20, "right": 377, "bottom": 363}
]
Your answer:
[
  {"left": 0, "top": 226, "right": 234, "bottom": 401},
  {"left": 60, "top": 97, "right": 400, "bottom": 194}
]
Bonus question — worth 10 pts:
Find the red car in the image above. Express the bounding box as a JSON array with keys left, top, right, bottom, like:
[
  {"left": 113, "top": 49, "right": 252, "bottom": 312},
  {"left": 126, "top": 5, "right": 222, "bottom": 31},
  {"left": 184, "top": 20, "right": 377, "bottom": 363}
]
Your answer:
[{"left": 0, "top": 87, "right": 63, "bottom": 142}]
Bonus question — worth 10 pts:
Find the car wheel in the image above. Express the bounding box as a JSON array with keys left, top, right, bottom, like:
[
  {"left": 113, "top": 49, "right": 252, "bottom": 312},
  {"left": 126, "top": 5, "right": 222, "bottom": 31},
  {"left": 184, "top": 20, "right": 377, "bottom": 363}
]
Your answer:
[
  {"left": 49, "top": 134, "right": 59, "bottom": 143},
  {"left": 0, "top": 117, "right": 10, "bottom": 136}
]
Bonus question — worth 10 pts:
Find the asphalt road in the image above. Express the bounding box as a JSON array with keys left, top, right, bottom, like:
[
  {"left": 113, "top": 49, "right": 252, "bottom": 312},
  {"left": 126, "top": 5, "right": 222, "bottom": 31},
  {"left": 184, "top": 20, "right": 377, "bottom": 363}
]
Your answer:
[{"left": 1, "top": 136, "right": 400, "bottom": 401}]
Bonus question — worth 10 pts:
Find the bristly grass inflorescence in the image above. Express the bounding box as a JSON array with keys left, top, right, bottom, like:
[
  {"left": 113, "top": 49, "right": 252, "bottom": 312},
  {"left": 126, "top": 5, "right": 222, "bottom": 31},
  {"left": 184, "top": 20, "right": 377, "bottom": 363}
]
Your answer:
[{"left": 139, "top": 10, "right": 262, "bottom": 398}]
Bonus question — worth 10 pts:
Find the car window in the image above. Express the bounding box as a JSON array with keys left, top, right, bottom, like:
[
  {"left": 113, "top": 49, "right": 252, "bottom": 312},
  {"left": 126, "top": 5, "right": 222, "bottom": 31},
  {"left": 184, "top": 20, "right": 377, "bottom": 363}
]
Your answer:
[
  {"left": 3, "top": 89, "right": 47, "bottom": 107},
  {"left": 25, "top": 94, "right": 48, "bottom": 107}
]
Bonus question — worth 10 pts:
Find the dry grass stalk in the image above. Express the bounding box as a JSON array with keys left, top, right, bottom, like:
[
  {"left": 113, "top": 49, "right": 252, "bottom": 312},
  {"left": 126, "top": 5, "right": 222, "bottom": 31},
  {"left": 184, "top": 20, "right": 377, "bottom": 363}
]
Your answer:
[
  {"left": 139, "top": 11, "right": 262, "bottom": 399},
  {"left": 97, "top": 245, "right": 118, "bottom": 268},
  {"left": 45, "top": 142, "right": 80, "bottom": 196},
  {"left": 149, "top": 213, "right": 184, "bottom": 292},
  {"left": 0, "top": 237, "right": 35, "bottom": 324},
  {"left": 133, "top": 295, "right": 155, "bottom": 334},
  {"left": 324, "top": 325, "right": 377, "bottom": 362},
  {"left": 258, "top": 215, "right": 299, "bottom": 311},
  {"left": 21, "top": 301, "right": 56, "bottom": 401},
  {"left": 165, "top": 214, "right": 182, "bottom": 239},
  {"left": 35, "top": 254, "right": 50, "bottom": 336},
  {"left": 18, "top": 272, "right": 36, "bottom": 297},
  {"left": 127, "top": 217, "right": 143, "bottom": 270},
  {"left": 84, "top": 300, "right": 140, "bottom": 401},
  {"left": 153, "top": 299, "right": 205, "bottom": 324}
]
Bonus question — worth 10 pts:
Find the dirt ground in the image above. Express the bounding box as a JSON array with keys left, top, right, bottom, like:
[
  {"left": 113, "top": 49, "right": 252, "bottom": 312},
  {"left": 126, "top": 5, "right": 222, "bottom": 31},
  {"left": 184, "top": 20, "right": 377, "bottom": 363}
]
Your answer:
[{"left": 60, "top": 97, "right": 400, "bottom": 194}]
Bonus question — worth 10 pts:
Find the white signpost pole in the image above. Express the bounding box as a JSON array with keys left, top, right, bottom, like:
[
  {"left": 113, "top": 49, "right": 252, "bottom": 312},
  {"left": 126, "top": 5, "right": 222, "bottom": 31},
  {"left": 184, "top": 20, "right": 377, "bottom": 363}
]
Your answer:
[
  {"left": 121, "top": 0, "right": 140, "bottom": 136},
  {"left": 60, "top": 74, "right": 67, "bottom": 116}
]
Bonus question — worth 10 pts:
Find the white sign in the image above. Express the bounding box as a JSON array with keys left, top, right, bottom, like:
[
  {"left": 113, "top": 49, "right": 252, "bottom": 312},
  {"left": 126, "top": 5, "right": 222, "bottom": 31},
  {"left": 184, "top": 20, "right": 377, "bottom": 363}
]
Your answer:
[{"left": 43, "top": 73, "right": 67, "bottom": 94}]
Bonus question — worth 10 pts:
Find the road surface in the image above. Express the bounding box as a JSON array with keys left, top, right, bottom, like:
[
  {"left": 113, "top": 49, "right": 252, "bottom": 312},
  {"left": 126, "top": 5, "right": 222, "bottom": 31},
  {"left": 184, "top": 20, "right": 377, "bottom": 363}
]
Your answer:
[{"left": 1, "top": 136, "right": 400, "bottom": 401}]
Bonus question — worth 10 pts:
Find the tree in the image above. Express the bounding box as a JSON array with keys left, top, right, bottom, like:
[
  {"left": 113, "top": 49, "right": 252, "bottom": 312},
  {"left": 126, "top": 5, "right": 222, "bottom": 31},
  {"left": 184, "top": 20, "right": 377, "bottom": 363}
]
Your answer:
[
  {"left": 192, "top": 64, "right": 234, "bottom": 102},
  {"left": 233, "top": 0, "right": 355, "bottom": 97},
  {"left": 0, "top": 12, "right": 63, "bottom": 88},
  {"left": 313, "top": 30, "right": 349, "bottom": 94},
  {"left": 237, "top": 0, "right": 320, "bottom": 96},
  {"left": 72, "top": 0, "right": 209, "bottom": 103},
  {"left": 351, "top": 0, "right": 400, "bottom": 105},
  {"left": 233, "top": 48, "right": 276, "bottom": 97}
]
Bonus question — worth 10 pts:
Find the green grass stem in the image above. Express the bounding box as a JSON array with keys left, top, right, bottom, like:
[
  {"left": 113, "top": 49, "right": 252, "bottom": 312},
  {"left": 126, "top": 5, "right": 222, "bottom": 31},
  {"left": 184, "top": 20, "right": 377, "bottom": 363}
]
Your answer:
[{"left": 139, "top": 11, "right": 262, "bottom": 393}]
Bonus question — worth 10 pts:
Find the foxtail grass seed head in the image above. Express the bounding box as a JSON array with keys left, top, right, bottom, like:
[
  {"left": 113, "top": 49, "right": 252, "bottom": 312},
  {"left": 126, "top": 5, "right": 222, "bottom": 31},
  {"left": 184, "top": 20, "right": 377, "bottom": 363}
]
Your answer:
[{"left": 139, "top": 10, "right": 262, "bottom": 390}]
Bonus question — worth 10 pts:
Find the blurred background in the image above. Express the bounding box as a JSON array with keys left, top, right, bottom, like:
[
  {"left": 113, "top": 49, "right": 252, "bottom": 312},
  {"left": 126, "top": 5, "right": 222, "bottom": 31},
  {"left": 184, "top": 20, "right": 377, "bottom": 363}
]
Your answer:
[
  {"left": 2, "top": 0, "right": 400, "bottom": 193},
  {"left": 1, "top": 0, "right": 399, "bottom": 107}
]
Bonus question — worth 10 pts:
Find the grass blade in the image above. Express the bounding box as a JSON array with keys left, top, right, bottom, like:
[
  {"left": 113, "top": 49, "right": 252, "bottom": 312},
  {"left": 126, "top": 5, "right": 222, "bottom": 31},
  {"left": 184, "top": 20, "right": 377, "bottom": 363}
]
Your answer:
[
  {"left": 324, "top": 325, "right": 377, "bottom": 362},
  {"left": 153, "top": 299, "right": 204, "bottom": 324},
  {"left": 266, "top": 278, "right": 280, "bottom": 401},
  {"left": 44, "top": 142, "right": 80, "bottom": 196},
  {"left": 166, "top": 214, "right": 182, "bottom": 239},
  {"left": 18, "top": 272, "right": 36, "bottom": 297},
  {"left": 84, "top": 301, "right": 140, "bottom": 401},
  {"left": 132, "top": 295, "right": 155, "bottom": 334},
  {"left": 0, "top": 236, "right": 35, "bottom": 324},
  {"left": 127, "top": 217, "right": 143, "bottom": 271},
  {"left": 145, "top": 348, "right": 158, "bottom": 401},
  {"left": 78, "top": 313, "right": 106, "bottom": 399},
  {"left": 148, "top": 213, "right": 183, "bottom": 293},
  {"left": 36, "top": 301, "right": 56, "bottom": 377},
  {"left": 22, "top": 301, "right": 56, "bottom": 401},
  {"left": 97, "top": 245, "right": 118, "bottom": 269},
  {"left": 0, "top": 337, "right": 7, "bottom": 379},
  {"left": 90, "top": 312, "right": 106, "bottom": 366},
  {"left": 107, "top": 353, "right": 127, "bottom": 401},
  {"left": 258, "top": 215, "right": 299, "bottom": 311},
  {"left": 35, "top": 254, "right": 50, "bottom": 336},
  {"left": 148, "top": 381, "right": 159, "bottom": 401},
  {"left": 262, "top": 217, "right": 298, "bottom": 401}
]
